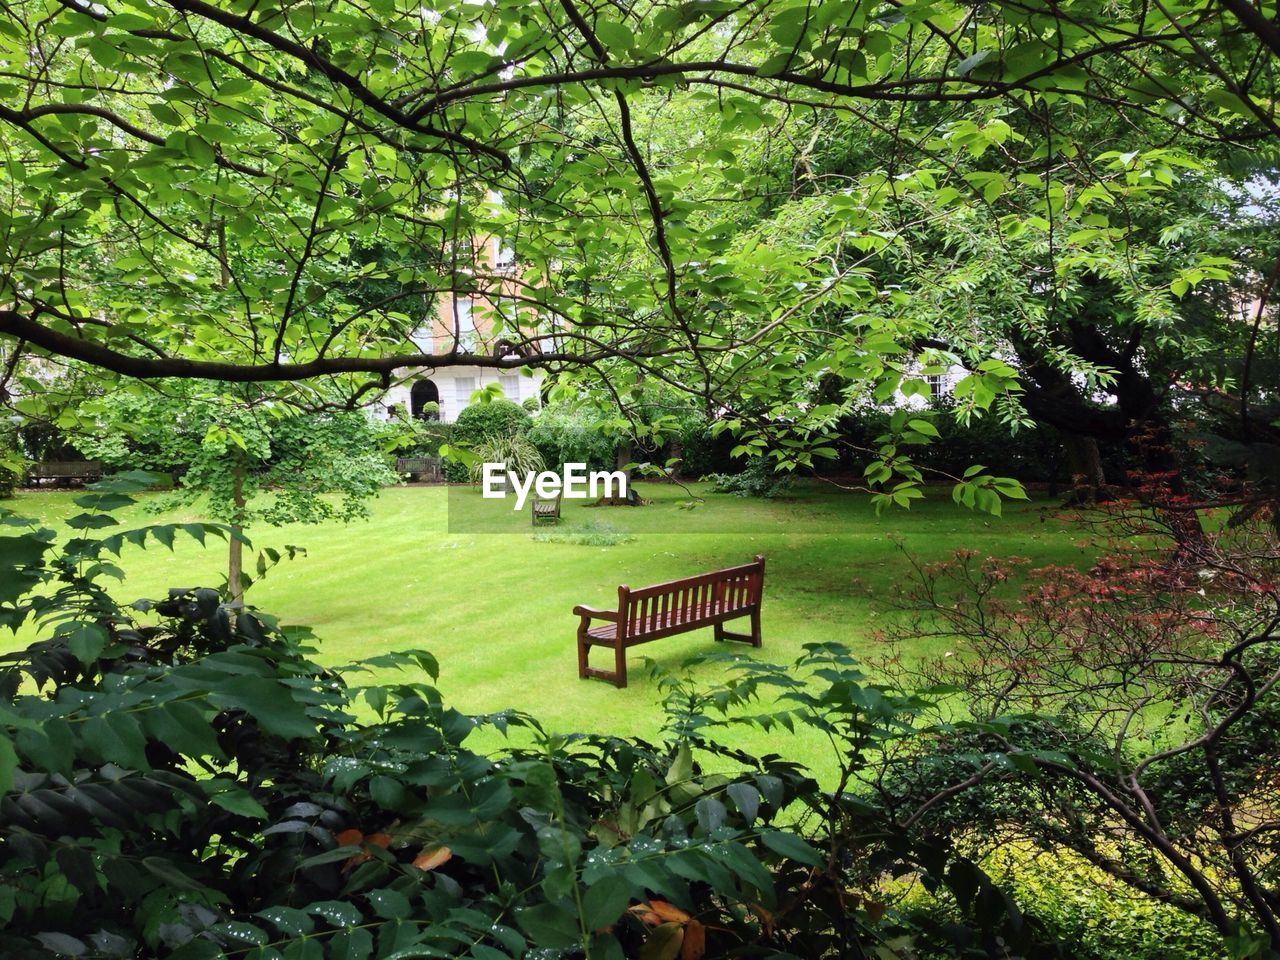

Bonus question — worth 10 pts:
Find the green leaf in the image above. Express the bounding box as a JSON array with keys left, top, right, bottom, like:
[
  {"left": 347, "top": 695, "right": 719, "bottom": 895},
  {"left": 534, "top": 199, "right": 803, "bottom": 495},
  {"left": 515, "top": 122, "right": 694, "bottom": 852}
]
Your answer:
[
  {"left": 367, "top": 888, "right": 410, "bottom": 920},
  {"left": 144, "top": 701, "right": 222, "bottom": 759},
  {"left": 60, "top": 622, "right": 107, "bottom": 664},
  {"left": 141, "top": 856, "right": 205, "bottom": 891},
  {"left": 206, "top": 677, "right": 316, "bottom": 740},
  {"left": 210, "top": 786, "right": 269, "bottom": 819},
  {"left": 307, "top": 900, "right": 363, "bottom": 928},
  {"left": 0, "top": 734, "right": 16, "bottom": 794},
  {"left": 82, "top": 712, "right": 149, "bottom": 769},
  {"left": 329, "top": 928, "right": 373, "bottom": 960},
  {"left": 726, "top": 782, "right": 760, "bottom": 824},
  {"left": 516, "top": 903, "right": 579, "bottom": 949},
  {"left": 72, "top": 492, "right": 135, "bottom": 511},
  {"left": 297, "top": 846, "right": 363, "bottom": 868},
  {"left": 594, "top": 19, "right": 633, "bottom": 52},
  {"left": 694, "top": 796, "right": 727, "bottom": 833},
  {"left": 582, "top": 873, "right": 632, "bottom": 930},
  {"left": 33, "top": 932, "right": 87, "bottom": 957},
  {"left": 65, "top": 512, "right": 118, "bottom": 530},
  {"left": 256, "top": 906, "right": 314, "bottom": 936},
  {"left": 760, "top": 829, "right": 824, "bottom": 866},
  {"left": 906, "top": 418, "right": 939, "bottom": 438}
]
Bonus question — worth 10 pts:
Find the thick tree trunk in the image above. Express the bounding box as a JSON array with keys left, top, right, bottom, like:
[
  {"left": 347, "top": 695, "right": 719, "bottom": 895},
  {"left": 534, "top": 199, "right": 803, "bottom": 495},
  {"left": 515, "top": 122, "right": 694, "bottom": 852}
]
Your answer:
[
  {"left": 614, "top": 441, "right": 633, "bottom": 475},
  {"left": 1062, "top": 433, "right": 1108, "bottom": 505},
  {"left": 597, "top": 441, "right": 641, "bottom": 505},
  {"left": 228, "top": 457, "right": 246, "bottom": 604}
]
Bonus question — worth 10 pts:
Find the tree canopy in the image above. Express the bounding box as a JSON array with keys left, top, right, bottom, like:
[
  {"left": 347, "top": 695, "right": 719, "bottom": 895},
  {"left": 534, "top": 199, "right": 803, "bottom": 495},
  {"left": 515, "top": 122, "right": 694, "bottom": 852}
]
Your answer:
[{"left": 0, "top": 0, "right": 1277, "bottom": 503}]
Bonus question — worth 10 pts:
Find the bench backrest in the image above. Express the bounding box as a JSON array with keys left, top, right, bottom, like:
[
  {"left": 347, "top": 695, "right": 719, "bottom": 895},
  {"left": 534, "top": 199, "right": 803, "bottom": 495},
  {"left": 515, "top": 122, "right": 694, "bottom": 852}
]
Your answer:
[
  {"left": 619, "top": 555, "right": 764, "bottom": 640},
  {"left": 30, "top": 461, "right": 102, "bottom": 478},
  {"left": 395, "top": 457, "right": 441, "bottom": 479}
]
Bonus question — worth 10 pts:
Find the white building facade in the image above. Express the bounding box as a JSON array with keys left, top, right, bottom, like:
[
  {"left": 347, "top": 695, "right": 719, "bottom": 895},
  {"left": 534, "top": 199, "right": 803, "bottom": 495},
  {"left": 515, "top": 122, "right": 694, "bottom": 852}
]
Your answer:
[{"left": 380, "top": 365, "right": 545, "bottom": 423}]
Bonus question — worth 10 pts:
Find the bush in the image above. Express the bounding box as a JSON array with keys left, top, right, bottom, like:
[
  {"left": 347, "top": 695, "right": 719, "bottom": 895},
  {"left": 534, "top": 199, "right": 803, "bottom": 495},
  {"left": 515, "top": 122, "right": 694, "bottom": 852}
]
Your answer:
[
  {"left": 444, "top": 399, "right": 531, "bottom": 481},
  {"left": 468, "top": 434, "right": 545, "bottom": 482},
  {"left": 396, "top": 418, "right": 454, "bottom": 459},
  {"left": 707, "top": 458, "right": 794, "bottom": 498},
  {"left": 827, "top": 398, "right": 1067, "bottom": 484},
  {"left": 990, "top": 846, "right": 1226, "bottom": 960},
  {"left": 675, "top": 418, "right": 738, "bottom": 478},
  {"left": 527, "top": 403, "right": 617, "bottom": 472}
]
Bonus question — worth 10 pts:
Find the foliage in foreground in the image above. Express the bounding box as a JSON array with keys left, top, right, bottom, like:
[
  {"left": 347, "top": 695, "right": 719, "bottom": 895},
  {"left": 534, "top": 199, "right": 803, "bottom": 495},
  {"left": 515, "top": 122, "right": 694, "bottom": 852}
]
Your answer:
[
  {"left": 875, "top": 494, "right": 1280, "bottom": 957},
  {"left": 0, "top": 477, "right": 1076, "bottom": 959}
]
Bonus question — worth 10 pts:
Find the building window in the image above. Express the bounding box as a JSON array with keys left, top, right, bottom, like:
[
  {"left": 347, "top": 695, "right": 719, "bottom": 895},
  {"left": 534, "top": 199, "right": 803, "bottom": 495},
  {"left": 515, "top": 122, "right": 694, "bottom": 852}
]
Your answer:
[
  {"left": 454, "top": 377, "right": 475, "bottom": 405},
  {"left": 409, "top": 326, "right": 432, "bottom": 354},
  {"left": 495, "top": 240, "right": 515, "bottom": 268},
  {"left": 450, "top": 297, "right": 474, "bottom": 350},
  {"left": 499, "top": 375, "right": 520, "bottom": 400},
  {"left": 926, "top": 374, "right": 944, "bottom": 398}
]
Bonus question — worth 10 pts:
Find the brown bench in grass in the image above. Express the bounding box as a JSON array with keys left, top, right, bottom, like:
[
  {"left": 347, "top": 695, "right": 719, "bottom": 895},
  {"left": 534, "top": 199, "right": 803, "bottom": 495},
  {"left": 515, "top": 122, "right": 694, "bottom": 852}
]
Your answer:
[{"left": 575, "top": 555, "right": 765, "bottom": 688}]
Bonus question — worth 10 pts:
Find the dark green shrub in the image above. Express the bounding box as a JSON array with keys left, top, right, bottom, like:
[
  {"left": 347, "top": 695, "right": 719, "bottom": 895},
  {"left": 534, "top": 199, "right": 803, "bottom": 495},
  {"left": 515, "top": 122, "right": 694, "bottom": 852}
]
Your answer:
[
  {"left": 444, "top": 399, "right": 531, "bottom": 481},
  {"left": 453, "top": 399, "right": 531, "bottom": 444},
  {"left": 826, "top": 398, "right": 1067, "bottom": 484},
  {"left": 527, "top": 403, "right": 617, "bottom": 472},
  {"left": 675, "top": 417, "right": 738, "bottom": 477},
  {"left": 707, "top": 458, "right": 794, "bottom": 498},
  {"left": 0, "top": 475, "right": 804, "bottom": 958}
]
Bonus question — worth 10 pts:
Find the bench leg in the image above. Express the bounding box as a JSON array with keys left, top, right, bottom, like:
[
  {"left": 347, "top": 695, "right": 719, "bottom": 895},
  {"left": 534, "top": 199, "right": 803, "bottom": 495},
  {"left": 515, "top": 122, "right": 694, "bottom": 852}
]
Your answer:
[
  {"left": 579, "top": 629, "right": 627, "bottom": 688},
  {"left": 715, "top": 609, "right": 763, "bottom": 648}
]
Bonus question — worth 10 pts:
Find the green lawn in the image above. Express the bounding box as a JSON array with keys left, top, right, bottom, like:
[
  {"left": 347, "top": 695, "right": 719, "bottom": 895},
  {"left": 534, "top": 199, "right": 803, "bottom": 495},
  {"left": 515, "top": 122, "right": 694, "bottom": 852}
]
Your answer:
[{"left": 5, "top": 481, "right": 1092, "bottom": 774}]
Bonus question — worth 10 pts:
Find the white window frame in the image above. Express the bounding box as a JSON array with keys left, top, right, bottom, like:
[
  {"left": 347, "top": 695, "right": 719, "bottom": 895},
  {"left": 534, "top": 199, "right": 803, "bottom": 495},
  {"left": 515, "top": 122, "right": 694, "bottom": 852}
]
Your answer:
[
  {"left": 451, "top": 297, "right": 475, "bottom": 350},
  {"left": 454, "top": 376, "right": 476, "bottom": 404}
]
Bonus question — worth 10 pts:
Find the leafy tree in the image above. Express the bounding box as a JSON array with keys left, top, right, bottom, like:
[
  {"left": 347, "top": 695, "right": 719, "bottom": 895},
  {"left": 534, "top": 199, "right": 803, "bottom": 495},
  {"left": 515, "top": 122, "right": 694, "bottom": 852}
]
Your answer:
[
  {"left": 71, "top": 383, "right": 396, "bottom": 600},
  {"left": 0, "top": 0, "right": 1277, "bottom": 513}
]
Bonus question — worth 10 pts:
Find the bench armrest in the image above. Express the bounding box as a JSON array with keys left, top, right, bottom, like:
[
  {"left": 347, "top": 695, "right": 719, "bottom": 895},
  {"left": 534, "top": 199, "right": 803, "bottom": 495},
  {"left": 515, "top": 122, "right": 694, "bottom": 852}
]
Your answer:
[{"left": 573, "top": 605, "right": 618, "bottom": 622}]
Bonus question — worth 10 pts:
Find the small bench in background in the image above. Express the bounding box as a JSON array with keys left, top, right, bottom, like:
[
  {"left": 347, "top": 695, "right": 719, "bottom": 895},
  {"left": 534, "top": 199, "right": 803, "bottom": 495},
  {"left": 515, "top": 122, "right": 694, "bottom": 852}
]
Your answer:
[
  {"left": 574, "top": 555, "right": 765, "bottom": 688},
  {"left": 532, "top": 494, "right": 561, "bottom": 525},
  {"left": 395, "top": 456, "right": 442, "bottom": 482},
  {"left": 28, "top": 461, "right": 103, "bottom": 486}
]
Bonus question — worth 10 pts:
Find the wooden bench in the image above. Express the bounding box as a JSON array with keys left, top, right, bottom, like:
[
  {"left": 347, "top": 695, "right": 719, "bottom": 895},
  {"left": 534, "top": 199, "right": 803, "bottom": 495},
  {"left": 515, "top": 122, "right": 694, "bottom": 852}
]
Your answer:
[
  {"left": 531, "top": 494, "right": 561, "bottom": 525},
  {"left": 395, "top": 456, "right": 442, "bottom": 482},
  {"left": 28, "top": 461, "right": 103, "bottom": 486},
  {"left": 574, "top": 555, "right": 765, "bottom": 688}
]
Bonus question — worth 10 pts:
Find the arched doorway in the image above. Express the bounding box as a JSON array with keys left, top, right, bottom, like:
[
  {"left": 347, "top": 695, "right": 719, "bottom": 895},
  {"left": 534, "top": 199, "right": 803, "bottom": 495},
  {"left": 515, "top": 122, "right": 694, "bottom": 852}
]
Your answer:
[{"left": 409, "top": 379, "right": 440, "bottom": 420}]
